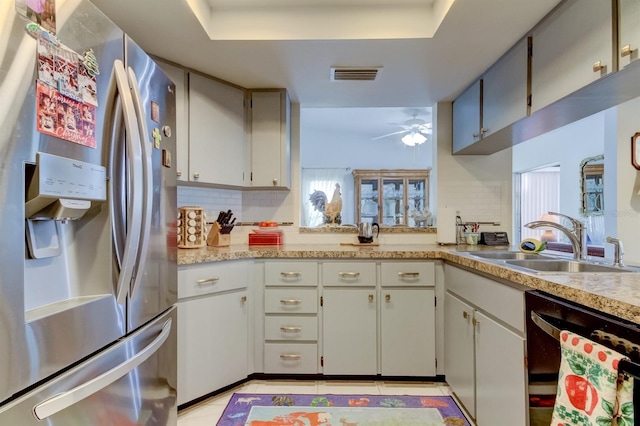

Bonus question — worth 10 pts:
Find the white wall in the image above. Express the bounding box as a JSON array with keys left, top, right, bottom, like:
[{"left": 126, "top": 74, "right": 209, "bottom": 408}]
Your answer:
[
  {"left": 611, "top": 97, "right": 640, "bottom": 264},
  {"left": 512, "top": 112, "right": 605, "bottom": 220},
  {"left": 435, "top": 102, "right": 513, "bottom": 242}
]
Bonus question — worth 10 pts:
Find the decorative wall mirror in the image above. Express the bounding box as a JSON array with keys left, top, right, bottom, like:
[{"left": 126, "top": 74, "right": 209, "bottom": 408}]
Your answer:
[{"left": 579, "top": 155, "right": 604, "bottom": 216}]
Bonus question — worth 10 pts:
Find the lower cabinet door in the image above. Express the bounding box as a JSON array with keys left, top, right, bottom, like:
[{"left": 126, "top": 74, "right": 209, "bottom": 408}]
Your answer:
[
  {"left": 177, "top": 290, "right": 248, "bottom": 405},
  {"left": 380, "top": 288, "right": 436, "bottom": 376},
  {"left": 322, "top": 288, "right": 377, "bottom": 375},
  {"left": 474, "top": 310, "right": 527, "bottom": 426},
  {"left": 444, "top": 292, "right": 475, "bottom": 418}
]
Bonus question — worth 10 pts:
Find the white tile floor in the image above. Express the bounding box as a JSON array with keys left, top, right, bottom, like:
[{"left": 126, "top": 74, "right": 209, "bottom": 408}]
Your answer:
[{"left": 177, "top": 379, "right": 474, "bottom": 425}]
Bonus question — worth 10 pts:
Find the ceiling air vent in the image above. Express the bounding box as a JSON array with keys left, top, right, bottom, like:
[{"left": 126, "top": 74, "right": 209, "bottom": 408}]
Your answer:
[{"left": 330, "top": 67, "right": 382, "bottom": 82}]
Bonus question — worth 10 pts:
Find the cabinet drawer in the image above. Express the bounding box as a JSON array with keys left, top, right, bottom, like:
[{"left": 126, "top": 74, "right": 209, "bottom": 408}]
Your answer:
[
  {"left": 265, "top": 289, "right": 318, "bottom": 314},
  {"left": 322, "top": 262, "right": 376, "bottom": 287},
  {"left": 265, "top": 261, "right": 318, "bottom": 287},
  {"left": 178, "top": 260, "right": 249, "bottom": 299},
  {"left": 265, "top": 316, "right": 318, "bottom": 341},
  {"left": 381, "top": 262, "right": 435, "bottom": 287},
  {"left": 264, "top": 343, "right": 318, "bottom": 374}
]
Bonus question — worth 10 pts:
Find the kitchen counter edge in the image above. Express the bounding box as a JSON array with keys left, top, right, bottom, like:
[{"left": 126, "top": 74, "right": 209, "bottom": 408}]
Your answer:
[{"left": 177, "top": 244, "right": 640, "bottom": 325}]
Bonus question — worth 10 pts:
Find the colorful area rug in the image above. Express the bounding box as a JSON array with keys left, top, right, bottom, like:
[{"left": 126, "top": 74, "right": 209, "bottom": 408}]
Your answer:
[{"left": 217, "top": 393, "right": 471, "bottom": 426}]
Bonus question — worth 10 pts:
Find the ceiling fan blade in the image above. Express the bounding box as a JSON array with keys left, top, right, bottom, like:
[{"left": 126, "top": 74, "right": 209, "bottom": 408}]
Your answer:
[{"left": 371, "top": 130, "right": 407, "bottom": 140}]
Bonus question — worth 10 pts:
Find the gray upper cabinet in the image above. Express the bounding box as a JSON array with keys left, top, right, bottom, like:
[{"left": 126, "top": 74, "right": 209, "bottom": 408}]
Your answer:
[
  {"left": 530, "top": 0, "right": 613, "bottom": 113},
  {"left": 249, "top": 89, "right": 291, "bottom": 189},
  {"left": 452, "top": 79, "right": 482, "bottom": 153},
  {"left": 482, "top": 37, "right": 530, "bottom": 139},
  {"left": 188, "top": 73, "right": 247, "bottom": 187},
  {"left": 156, "top": 60, "right": 189, "bottom": 183},
  {"left": 619, "top": 0, "right": 640, "bottom": 68}
]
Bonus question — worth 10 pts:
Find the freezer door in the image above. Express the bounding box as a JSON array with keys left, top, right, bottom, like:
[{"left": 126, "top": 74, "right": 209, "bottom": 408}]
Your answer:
[
  {"left": 125, "top": 36, "right": 177, "bottom": 333},
  {"left": 0, "top": 307, "right": 177, "bottom": 425}
]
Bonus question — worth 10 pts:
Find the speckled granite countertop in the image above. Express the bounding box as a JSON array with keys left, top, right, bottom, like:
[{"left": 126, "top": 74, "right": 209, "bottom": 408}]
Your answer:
[{"left": 178, "top": 244, "right": 640, "bottom": 325}]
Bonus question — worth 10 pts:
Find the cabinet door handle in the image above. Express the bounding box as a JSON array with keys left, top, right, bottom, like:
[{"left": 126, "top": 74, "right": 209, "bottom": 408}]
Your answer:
[
  {"left": 280, "top": 353, "right": 302, "bottom": 360},
  {"left": 463, "top": 311, "right": 469, "bottom": 319},
  {"left": 385, "top": 294, "right": 391, "bottom": 302},
  {"left": 368, "top": 294, "right": 374, "bottom": 302},
  {"left": 398, "top": 272, "right": 419, "bottom": 278},
  {"left": 193, "top": 172, "right": 200, "bottom": 179},
  {"left": 339, "top": 272, "right": 360, "bottom": 278},
  {"left": 195, "top": 277, "right": 219, "bottom": 285},
  {"left": 280, "top": 326, "right": 302, "bottom": 333},
  {"left": 280, "top": 299, "right": 302, "bottom": 305},
  {"left": 177, "top": 170, "right": 182, "bottom": 177},
  {"left": 593, "top": 61, "right": 605, "bottom": 72},
  {"left": 241, "top": 296, "right": 247, "bottom": 303},
  {"left": 281, "top": 272, "right": 302, "bottom": 278},
  {"left": 473, "top": 318, "right": 480, "bottom": 327},
  {"left": 622, "top": 44, "right": 633, "bottom": 57},
  {"left": 273, "top": 178, "right": 278, "bottom": 186}
]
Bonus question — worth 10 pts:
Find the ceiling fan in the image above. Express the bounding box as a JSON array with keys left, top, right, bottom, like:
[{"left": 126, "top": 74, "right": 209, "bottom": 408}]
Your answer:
[{"left": 372, "top": 110, "right": 432, "bottom": 146}]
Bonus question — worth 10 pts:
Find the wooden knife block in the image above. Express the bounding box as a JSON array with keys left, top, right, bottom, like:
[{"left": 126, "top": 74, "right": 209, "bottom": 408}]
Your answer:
[{"left": 206, "top": 223, "right": 231, "bottom": 247}]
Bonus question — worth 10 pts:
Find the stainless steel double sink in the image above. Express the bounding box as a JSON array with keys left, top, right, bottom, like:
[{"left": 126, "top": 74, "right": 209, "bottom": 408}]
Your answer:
[{"left": 460, "top": 251, "right": 639, "bottom": 274}]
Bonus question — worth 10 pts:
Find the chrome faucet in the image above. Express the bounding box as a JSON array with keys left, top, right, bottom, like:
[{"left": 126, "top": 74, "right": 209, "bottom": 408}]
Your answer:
[
  {"left": 605, "top": 236, "right": 625, "bottom": 267},
  {"left": 524, "top": 212, "right": 586, "bottom": 260}
]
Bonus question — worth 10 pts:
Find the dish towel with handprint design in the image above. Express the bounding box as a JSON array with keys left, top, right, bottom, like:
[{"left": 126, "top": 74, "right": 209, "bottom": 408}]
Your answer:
[{"left": 551, "top": 330, "right": 634, "bottom": 426}]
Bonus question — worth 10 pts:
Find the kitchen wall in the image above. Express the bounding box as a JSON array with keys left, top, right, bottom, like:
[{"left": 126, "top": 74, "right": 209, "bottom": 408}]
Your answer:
[{"left": 434, "top": 102, "right": 513, "bottom": 241}]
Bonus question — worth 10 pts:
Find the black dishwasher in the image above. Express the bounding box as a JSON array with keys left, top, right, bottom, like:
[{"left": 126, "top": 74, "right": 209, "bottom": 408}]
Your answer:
[{"left": 525, "top": 290, "right": 640, "bottom": 426}]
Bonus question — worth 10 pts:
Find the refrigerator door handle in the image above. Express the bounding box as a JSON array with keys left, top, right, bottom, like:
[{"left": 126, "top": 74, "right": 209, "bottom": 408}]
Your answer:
[
  {"left": 112, "top": 60, "right": 144, "bottom": 304},
  {"left": 109, "top": 95, "right": 126, "bottom": 273},
  {"left": 126, "top": 66, "right": 153, "bottom": 298},
  {"left": 33, "top": 318, "right": 173, "bottom": 420}
]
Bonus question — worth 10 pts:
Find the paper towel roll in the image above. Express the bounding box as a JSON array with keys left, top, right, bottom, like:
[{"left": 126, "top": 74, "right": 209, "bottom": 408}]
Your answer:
[{"left": 437, "top": 207, "right": 458, "bottom": 245}]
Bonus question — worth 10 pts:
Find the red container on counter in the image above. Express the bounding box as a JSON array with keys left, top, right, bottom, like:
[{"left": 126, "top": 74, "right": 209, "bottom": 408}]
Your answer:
[{"left": 248, "top": 232, "right": 283, "bottom": 246}]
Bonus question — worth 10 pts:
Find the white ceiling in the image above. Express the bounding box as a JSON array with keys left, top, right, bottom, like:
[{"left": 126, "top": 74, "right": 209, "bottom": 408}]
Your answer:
[{"left": 89, "top": 0, "right": 561, "bottom": 139}]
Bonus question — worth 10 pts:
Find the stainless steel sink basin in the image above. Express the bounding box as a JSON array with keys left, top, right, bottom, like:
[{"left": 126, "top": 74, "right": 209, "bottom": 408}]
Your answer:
[
  {"left": 504, "top": 259, "right": 635, "bottom": 273},
  {"left": 468, "top": 251, "right": 543, "bottom": 260}
]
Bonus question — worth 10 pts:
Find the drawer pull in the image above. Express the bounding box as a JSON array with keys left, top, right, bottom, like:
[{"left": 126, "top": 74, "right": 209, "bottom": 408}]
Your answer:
[
  {"left": 339, "top": 272, "right": 360, "bottom": 278},
  {"left": 280, "top": 299, "right": 302, "bottom": 305},
  {"left": 281, "top": 272, "right": 302, "bottom": 278},
  {"left": 280, "top": 326, "right": 302, "bottom": 333},
  {"left": 195, "top": 277, "right": 219, "bottom": 285},
  {"left": 622, "top": 44, "right": 632, "bottom": 57},
  {"left": 280, "top": 353, "right": 302, "bottom": 360},
  {"left": 397, "top": 272, "right": 420, "bottom": 278}
]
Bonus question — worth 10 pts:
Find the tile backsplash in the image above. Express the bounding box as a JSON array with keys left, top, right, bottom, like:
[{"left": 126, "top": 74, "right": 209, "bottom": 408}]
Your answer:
[{"left": 177, "top": 186, "right": 242, "bottom": 222}]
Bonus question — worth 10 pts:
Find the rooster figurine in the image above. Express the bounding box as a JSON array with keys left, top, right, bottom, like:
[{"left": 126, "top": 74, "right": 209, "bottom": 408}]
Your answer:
[{"left": 309, "top": 183, "right": 342, "bottom": 225}]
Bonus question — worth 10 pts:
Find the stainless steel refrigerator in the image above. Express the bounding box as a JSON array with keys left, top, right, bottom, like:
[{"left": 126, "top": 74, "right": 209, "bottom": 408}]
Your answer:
[{"left": 0, "top": 0, "right": 177, "bottom": 424}]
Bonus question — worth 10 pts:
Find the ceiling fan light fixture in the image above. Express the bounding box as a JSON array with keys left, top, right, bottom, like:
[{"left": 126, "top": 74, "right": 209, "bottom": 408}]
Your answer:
[{"left": 401, "top": 132, "right": 427, "bottom": 146}]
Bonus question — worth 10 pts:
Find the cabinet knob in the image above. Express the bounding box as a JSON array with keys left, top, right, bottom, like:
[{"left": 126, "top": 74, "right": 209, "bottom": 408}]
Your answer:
[
  {"left": 473, "top": 318, "right": 480, "bottom": 327},
  {"left": 463, "top": 311, "right": 469, "bottom": 319},
  {"left": 193, "top": 172, "right": 200, "bottom": 179},
  {"left": 385, "top": 294, "right": 391, "bottom": 302},
  {"left": 368, "top": 294, "right": 374, "bottom": 302},
  {"left": 241, "top": 296, "right": 247, "bottom": 303},
  {"left": 592, "top": 61, "right": 605, "bottom": 72},
  {"left": 177, "top": 170, "right": 182, "bottom": 177},
  {"left": 622, "top": 44, "right": 633, "bottom": 57},
  {"left": 273, "top": 178, "right": 278, "bottom": 186}
]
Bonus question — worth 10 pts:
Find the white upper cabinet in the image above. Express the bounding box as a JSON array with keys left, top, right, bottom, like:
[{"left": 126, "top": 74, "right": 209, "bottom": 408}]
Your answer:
[
  {"left": 188, "top": 73, "right": 247, "bottom": 186},
  {"left": 482, "top": 37, "right": 530, "bottom": 138},
  {"left": 619, "top": 0, "right": 640, "bottom": 68},
  {"left": 155, "top": 60, "right": 189, "bottom": 182},
  {"left": 452, "top": 79, "right": 482, "bottom": 153},
  {"left": 249, "top": 90, "right": 291, "bottom": 189},
  {"left": 531, "top": 0, "right": 613, "bottom": 113}
]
